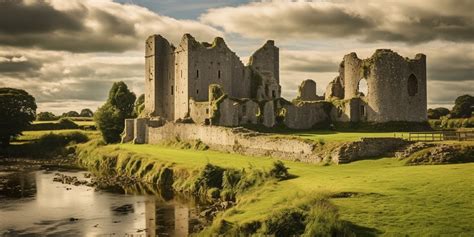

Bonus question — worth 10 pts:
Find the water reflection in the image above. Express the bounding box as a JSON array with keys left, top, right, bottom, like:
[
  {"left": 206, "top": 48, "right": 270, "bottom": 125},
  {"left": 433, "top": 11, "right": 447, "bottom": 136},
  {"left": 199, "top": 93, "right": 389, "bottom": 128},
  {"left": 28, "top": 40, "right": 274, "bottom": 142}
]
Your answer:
[{"left": 0, "top": 170, "right": 206, "bottom": 236}]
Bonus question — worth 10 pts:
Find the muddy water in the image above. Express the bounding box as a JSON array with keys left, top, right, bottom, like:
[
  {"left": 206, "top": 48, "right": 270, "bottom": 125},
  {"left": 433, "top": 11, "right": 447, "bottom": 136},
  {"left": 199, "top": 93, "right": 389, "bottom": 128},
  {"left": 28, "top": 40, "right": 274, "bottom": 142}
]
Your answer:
[{"left": 0, "top": 170, "right": 205, "bottom": 236}]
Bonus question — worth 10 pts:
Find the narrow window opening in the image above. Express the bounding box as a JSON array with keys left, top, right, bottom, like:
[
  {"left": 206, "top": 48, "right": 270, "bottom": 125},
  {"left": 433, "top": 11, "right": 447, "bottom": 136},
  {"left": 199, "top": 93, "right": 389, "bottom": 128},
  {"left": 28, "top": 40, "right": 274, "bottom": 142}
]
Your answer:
[
  {"left": 218, "top": 70, "right": 221, "bottom": 79},
  {"left": 407, "top": 74, "right": 418, "bottom": 96},
  {"left": 272, "top": 90, "right": 276, "bottom": 98},
  {"left": 171, "top": 86, "right": 174, "bottom": 95},
  {"left": 196, "top": 70, "right": 199, "bottom": 79},
  {"left": 196, "top": 89, "right": 199, "bottom": 95},
  {"left": 360, "top": 105, "right": 366, "bottom": 117},
  {"left": 206, "top": 108, "right": 209, "bottom": 114}
]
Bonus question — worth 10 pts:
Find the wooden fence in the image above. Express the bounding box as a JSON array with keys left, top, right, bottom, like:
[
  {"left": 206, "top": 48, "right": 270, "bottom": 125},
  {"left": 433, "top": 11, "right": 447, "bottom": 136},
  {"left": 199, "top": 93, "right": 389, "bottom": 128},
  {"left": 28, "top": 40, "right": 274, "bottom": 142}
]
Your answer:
[{"left": 408, "top": 131, "right": 474, "bottom": 141}]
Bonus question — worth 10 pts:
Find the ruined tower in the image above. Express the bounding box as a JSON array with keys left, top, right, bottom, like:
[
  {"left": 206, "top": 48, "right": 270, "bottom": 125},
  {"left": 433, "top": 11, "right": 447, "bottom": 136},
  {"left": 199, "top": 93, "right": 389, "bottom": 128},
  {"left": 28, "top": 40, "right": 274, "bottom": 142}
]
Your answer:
[
  {"left": 327, "top": 49, "right": 427, "bottom": 122},
  {"left": 144, "top": 35, "right": 175, "bottom": 121}
]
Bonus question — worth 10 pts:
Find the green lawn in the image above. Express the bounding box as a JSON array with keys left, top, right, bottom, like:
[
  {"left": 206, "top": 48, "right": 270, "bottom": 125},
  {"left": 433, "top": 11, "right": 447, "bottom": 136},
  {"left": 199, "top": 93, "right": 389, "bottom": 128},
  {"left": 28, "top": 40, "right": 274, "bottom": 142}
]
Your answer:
[
  {"left": 271, "top": 131, "right": 409, "bottom": 142},
  {"left": 33, "top": 120, "right": 95, "bottom": 126},
  {"left": 17, "top": 130, "right": 100, "bottom": 143},
  {"left": 115, "top": 143, "right": 474, "bottom": 236}
]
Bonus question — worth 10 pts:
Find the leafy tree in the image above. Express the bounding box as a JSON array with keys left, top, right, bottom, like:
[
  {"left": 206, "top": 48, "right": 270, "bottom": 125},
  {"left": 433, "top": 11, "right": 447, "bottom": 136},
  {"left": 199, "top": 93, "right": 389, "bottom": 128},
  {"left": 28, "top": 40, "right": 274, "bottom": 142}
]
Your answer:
[
  {"left": 94, "top": 82, "right": 136, "bottom": 143},
  {"left": 451, "top": 94, "right": 473, "bottom": 118},
  {"left": 427, "top": 107, "right": 450, "bottom": 119},
  {"left": 62, "top": 111, "right": 80, "bottom": 117},
  {"left": 80, "top": 108, "right": 94, "bottom": 117},
  {"left": 37, "top": 111, "right": 57, "bottom": 121},
  {"left": 0, "top": 88, "right": 37, "bottom": 146},
  {"left": 134, "top": 94, "right": 145, "bottom": 117}
]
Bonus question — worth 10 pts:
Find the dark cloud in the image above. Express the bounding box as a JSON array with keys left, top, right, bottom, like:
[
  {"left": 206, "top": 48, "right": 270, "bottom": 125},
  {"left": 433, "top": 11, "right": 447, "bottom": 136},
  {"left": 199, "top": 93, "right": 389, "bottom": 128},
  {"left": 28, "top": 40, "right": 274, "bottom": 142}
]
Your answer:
[
  {"left": 0, "top": 0, "right": 85, "bottom": 34},
  {"left": 428, "top": 52, "right": 474, "bottom": 82},
  {"left": 0, "top": 55, "right": 42, "bottom": 77},
  {"left": 0, "top": 0, "right": 220, "bottom": 53}
]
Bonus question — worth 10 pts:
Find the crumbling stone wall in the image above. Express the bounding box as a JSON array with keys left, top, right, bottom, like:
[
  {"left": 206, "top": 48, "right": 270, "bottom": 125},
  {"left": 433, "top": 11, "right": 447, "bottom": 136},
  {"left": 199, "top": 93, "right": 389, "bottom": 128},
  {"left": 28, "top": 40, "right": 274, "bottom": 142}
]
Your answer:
[
  {"left": 283, "top": 102, "right": 330, "bottom": 129},
  {"left": 297, "top": 79, "right": 318, "bottom": 101},
  {"left": 327, "top": 49, "right": 427, "bottom": 122},
  {"left": 147, "top": 122, "right": 322, "bottom": 163},
  {"left": 189, "top": 99, "right": 209, "bottom": 125},
  {"left": 121, "top": 119, "right": 135, "bottom": 143},
  {"left": 331, "top": 138, "right": 411, "bottom": 163}
]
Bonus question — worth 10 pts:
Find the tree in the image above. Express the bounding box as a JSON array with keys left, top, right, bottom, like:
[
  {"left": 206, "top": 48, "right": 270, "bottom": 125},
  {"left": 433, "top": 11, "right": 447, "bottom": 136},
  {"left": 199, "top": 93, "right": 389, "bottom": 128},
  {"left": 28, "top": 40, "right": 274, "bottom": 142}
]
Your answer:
[
  {"left": 62, "top": 111, "right": 80, "bottom": 117},
  {"left": 134, "top": 94, "right": 145, "bottom": 117},
  {"left": 80, "top": 108, "right": 94, "bottom": 117},
  {"left": 94, "top": 82, "right": 136, "bottom": 143},
  {"left": 37, "top": 111, "right": 57, "bottom": 121},
  {"left": 451, "top": 94, "right": 473, "bottom": 118},
  {"left": 0, "top": 88, "right": 37, "bottom": 146},
  {"left": 427, "top": 107, "right": 450, "bottom": 119}
]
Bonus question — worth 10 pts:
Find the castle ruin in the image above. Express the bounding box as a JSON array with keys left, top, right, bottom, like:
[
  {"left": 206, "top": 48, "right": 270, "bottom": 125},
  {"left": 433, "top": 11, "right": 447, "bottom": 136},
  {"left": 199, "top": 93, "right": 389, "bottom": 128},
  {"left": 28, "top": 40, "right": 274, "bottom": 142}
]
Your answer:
[{"left": 122, "top": 34, "right": 427, "bottom": 144}]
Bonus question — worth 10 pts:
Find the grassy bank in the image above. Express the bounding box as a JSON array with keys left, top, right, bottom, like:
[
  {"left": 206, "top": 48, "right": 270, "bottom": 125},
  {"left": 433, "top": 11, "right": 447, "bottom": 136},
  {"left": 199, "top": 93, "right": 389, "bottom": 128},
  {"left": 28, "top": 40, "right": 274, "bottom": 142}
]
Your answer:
[{"left": 75, "top": 140, "right": 474, "bottom": 236}]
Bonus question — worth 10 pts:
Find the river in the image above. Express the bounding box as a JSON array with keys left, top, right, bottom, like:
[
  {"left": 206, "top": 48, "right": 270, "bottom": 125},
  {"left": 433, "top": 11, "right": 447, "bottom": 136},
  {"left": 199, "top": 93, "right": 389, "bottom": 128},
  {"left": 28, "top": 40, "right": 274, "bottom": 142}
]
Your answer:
[{"left": 0, "top": 169, "right": 207, "bottom": 236}]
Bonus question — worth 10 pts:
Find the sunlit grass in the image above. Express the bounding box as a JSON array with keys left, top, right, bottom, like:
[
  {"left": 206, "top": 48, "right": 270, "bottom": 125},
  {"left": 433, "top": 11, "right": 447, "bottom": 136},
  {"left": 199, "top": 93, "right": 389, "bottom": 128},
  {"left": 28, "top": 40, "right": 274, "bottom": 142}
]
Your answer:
[{"left": 113, "top": 142, "right": 474, "bottom": 235}]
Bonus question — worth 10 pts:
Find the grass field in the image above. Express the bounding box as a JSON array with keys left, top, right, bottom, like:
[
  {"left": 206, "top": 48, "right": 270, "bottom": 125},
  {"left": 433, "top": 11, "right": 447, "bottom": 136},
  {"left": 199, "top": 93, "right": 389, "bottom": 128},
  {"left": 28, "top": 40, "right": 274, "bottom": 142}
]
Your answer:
[
  {"left": 113, "top": 143, "right": 474, "bottom": 236},
  {"left": 14, "top": 129, "right": 473, "bottom": 235},
  {"left": 16, "top": 130, "right": 100, "bottom": 143}
]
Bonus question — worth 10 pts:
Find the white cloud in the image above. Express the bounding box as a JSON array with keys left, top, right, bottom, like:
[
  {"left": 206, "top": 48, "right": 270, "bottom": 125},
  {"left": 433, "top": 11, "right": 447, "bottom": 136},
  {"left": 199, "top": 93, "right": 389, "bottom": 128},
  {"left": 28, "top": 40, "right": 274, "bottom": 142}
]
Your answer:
[{"left": 201, "top": 0, "right": 474, "bottom": 44}]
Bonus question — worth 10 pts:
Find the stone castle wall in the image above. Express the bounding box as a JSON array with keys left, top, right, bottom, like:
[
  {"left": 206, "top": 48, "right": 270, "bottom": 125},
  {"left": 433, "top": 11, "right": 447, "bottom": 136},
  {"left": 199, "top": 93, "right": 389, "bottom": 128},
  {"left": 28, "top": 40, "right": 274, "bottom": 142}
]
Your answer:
[
  {"left": 336, "top": 49, "right": 427, "bottom": 122},
  {"left": 121, "top": 122, "right": 411, "bottom": 164}
]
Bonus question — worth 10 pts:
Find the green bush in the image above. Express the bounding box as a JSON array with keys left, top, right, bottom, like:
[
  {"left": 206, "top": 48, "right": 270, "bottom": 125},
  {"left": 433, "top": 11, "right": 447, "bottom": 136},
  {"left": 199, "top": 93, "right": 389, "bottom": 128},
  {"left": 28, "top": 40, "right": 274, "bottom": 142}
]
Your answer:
[
  {"left": 192, "top": 163, "right": 225, "bottom": 194},
  {"left": 36, "top": 132, "right": 88, "bottom": 149},
  {"left": 269, "top": 160, "right": 290, "bottom": 180},
  {"left": 58, "top": 118, "right": 78, "bottom": 129}
]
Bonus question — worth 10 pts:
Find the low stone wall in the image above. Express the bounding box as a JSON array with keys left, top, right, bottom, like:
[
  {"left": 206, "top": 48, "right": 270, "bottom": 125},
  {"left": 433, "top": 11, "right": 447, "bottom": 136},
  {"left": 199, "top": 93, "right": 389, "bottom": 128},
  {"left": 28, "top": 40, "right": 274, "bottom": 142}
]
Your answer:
[
  {"left": 331, "top": 138, "right": 411, "bottom": 163},
  {"left": 148, "top": 123, "right": 322, "bottom": 163},
  {"left": 124, "top": 121, "right": 411, "bottom": 164}
]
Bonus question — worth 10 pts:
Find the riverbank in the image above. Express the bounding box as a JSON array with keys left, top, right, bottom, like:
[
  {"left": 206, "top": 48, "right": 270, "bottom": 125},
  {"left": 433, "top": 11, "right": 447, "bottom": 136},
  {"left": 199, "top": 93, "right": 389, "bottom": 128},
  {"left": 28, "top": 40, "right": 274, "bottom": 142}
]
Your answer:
[{"left": 75, "top": 139, "right": 474, "bottom": 236}]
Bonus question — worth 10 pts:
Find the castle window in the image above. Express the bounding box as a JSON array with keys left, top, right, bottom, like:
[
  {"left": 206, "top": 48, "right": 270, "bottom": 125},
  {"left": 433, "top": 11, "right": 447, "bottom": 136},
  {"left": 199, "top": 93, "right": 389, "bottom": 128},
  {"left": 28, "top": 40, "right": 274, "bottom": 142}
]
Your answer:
[
  {"left": 218, "top": 70, "right": 221, "bottom": 79},
  {"left": 196, "top": 89, "right": 199, "bottom": 95},
  {"left": 171, "top": 86, "right": 174, "bottom": 95},
  {"left": 206, "top": 108, "right": 209, "bottom": 114},
  {"left": 357, "top": 78, "right": 368, "bottom": 97},
  {"left": 272, "top": 90, "right": 276, "bottom": 98},
  {"left": 360, "top": 105, "right": 366, "bottom": 117},
  {"left": 407, "top": 74, "right": 418, "bottom": 96},
  {"left": 196, "top": 70, "right": 199, "bottom": 79}
]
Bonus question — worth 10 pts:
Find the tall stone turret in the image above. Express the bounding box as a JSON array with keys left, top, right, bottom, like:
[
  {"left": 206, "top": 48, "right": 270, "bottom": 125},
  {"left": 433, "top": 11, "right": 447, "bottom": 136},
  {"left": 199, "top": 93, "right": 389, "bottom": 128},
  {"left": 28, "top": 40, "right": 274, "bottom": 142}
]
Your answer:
[{"left": 144, "top": 35, "right": 175, "bottom": 121}]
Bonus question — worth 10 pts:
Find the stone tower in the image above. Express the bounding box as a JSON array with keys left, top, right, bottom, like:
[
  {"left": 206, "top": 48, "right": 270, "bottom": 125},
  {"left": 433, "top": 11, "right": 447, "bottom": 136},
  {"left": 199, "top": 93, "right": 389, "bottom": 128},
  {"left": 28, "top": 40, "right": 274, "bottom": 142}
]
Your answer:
[
  {"left": 332, "top": 49, "right": 427, "bottom": 122},
  {"left": 144, "top": 35, "right": 175, "bottom": 121}
]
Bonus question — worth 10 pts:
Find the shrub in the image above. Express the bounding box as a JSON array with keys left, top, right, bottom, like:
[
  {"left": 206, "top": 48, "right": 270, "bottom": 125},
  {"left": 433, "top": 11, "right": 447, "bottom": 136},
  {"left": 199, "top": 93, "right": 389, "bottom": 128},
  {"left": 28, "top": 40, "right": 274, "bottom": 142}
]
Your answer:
[
  {"left": 36, "top": 111, "right": 57, "bottom": 121},
  {"left": 193, "top": 163, "right": 225, "bottom": 194},
  {"left": 269, "top": 160, "right": 290, "bottom": 180},
  {"left": 58, "top": 118, "right": 78, "bottom": 129},
  {"left": 36, "top": 132, "right": 88, "bottom": 149},
  {"left": 95, "top": 82, "right": 136, "bottom": 143}
]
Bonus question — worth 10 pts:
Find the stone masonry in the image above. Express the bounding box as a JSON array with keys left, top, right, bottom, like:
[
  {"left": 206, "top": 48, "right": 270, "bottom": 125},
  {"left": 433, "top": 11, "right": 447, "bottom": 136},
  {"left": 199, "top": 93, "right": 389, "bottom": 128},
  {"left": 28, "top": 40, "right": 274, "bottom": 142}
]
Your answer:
[{"left": 122, "top": 34, "right": 427, "bottom": 148}]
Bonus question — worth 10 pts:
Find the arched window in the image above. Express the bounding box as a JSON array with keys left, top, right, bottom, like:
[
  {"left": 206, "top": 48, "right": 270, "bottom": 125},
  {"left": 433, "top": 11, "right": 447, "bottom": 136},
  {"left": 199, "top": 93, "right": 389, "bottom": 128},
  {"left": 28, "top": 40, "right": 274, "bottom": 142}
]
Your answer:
[
  {"left": 407, "top": 74, "right": 418, "bottom": 96},
  {"left": 357, "top": 78, "right": 368, "bottom": 97}
]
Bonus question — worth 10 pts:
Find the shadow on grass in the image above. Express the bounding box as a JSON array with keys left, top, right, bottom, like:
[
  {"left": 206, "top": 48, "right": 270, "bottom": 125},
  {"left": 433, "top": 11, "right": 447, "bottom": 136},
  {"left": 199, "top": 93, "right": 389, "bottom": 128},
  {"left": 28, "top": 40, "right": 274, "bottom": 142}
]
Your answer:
[{"left": 345, "top": 221, "right": 383, "bottom": 236}]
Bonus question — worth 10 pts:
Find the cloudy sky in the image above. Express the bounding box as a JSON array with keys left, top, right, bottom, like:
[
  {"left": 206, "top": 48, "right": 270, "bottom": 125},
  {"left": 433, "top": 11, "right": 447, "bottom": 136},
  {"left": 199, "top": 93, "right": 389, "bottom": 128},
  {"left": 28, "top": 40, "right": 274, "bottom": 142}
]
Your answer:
[{"left": 1, "top": 0, "right": 472, "bottom": 114}]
